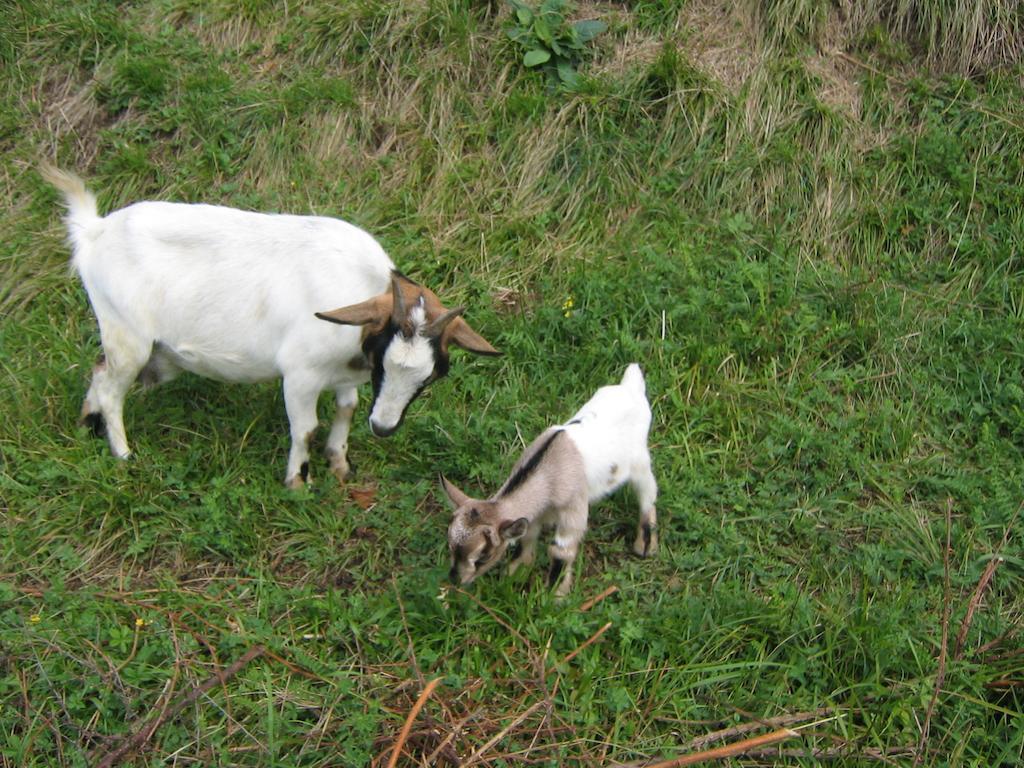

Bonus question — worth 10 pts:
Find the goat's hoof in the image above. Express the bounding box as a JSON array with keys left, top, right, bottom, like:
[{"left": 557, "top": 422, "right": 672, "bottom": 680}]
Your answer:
[
  {"left": 330, "top": 460, "right": 351, "bottom": 484},
  {"left": 285, "top": 475, "right": 307, "bottom": 490},
  {"left": 632, "top": 526, "right": 658, "bottom": 557},
  {"left": 81, "top": 412, "right": 106, "bottom": 437},
  {"left": 632, "top": 539, "right": 658, "bottom": 557}
]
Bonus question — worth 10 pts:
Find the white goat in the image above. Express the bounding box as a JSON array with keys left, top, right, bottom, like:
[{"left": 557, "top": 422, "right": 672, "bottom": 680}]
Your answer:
[
  {"left": 42, "top": 166, "right": 499, "bottom": 487},
  {"left": 442, "top": 364, "right": 658, "bottom": 596}
]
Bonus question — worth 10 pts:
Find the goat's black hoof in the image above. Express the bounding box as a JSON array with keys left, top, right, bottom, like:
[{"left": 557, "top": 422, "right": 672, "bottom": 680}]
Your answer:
[
  {"left": 547, "top": 557, "right": 565, "bottom": 588},
  {"left": 632, "top": 523, "right": 658, "bottom": 558},
  {"left": 82, "top": 412, "right": 106, "bottom": 437}
]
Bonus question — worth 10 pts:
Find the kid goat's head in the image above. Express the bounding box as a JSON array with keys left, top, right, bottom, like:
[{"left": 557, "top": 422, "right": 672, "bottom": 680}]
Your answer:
[
  {"left": 441, "top": 476, "right": 528, "bottom": 585},
  {"left": 316, "top": 273, "right": 499, "bottom": 437}
]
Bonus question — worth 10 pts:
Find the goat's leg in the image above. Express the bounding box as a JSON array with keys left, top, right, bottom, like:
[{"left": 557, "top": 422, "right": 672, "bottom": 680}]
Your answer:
[
  {"left": 325, "top": 386, "right": 357, "bottom": 484},
  {"left": 508, "top": 522, "right": 541, "bottom": 575},
  {"left": 136, "top": 346, "right": 181, "bottom": 387},
  {"left": 81, "top": 355, "right": 109, "bottom": 438},
  {"left": 629, "top": 457, "right": 659, "bottom": 557},
  {"left": 82, "top": 325, "right": 151, "bottom": 458},
  {"left": 548, "top": 511, "right": 586, "bottom": 597},
  {"left": 282, "top": 374, "right": 320, "bottom": 489}
]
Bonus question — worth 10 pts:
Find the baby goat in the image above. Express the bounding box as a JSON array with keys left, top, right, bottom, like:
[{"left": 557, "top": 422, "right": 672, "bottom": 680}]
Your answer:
[
  {"left": 442, "top": 364, "right": 658, "bottom": 597},
  {"left": 42, "top": 166, "right": 499, "bottom": 487}
]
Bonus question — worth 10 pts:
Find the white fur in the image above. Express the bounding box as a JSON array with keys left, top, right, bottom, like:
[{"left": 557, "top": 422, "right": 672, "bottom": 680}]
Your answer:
[
  {"left": 370, "top": 304, "right": 435, "bottom": 434},
  {"left": 43, "top": 167, "right": 456, "bottom": 486},
  {"left": 444, "top": 364, "right": 658, "bottom": 596},
  {"left": 561, "top": 362, "right": 653, "bottom": 503}
]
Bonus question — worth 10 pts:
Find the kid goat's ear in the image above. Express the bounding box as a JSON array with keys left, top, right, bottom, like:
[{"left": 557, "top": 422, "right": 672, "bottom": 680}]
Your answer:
[
  {"left": 440, "top": 475, "right": 471, "bottom": 510},
  {"left": 499, "top": 517, "right": 529, "bottom": 541}
]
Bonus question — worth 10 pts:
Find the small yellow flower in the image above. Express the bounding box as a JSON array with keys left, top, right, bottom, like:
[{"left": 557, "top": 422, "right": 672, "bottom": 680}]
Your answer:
[
  {"left": 562, "top": 295, "right": 575, "bottom": 317},
  {"left": 29, "top": 614, "right": 41, "bottom": 624},
  {"left": 135, "top": 617, "right": 145, "bottom": 628}
]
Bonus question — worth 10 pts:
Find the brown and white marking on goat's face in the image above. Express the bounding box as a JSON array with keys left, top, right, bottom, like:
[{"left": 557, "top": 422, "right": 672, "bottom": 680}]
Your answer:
[
  {"left": 447, "top": 504, "right": 529, "bottom": 585},
  {"left": 442, "top": 477, "right": 528, "bottom": 585},
  {"left": 317, "top": 272, "right": 500, "bottom": 438},
  {"left": 361, "top": 299, "right": 444, "bottom": 436}
]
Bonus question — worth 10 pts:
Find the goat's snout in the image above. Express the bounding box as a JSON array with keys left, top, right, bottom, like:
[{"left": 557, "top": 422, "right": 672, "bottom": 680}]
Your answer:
[{"left": 369, "top": 419, "right": 398, "bottom": 438}]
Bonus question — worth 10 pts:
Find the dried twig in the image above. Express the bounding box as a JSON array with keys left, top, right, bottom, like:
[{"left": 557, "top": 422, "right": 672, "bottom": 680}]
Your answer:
[
  {"left": 687, "top": 707, "right": 834, "bottom": 751},
  {"left": 956, "top": 502, "right": 1019, "bottom": 660},
  {"left": 261, "top": 646, "right": 329, "bottom": 682},
  {"left": 462, "top": 700, "right": 548, "bottom": 767},
  {"left": 985, "top": 679, "right": 1024, "bottom": 690},
  {"left": 579, "top": 585, "right": 619, "bottom": 612},
  {"left": 385, "top": 677, "right": 443, "bottom": 768},
  {"left": 957, "top": 501, "right": 1020, "bottom": 659},
  {"left": 727, "top": 745, "right": 914, "bottom": 763},
  {"left": 636, "top": 728, "right": 799, "bottom": 768},
  {"left": 422, "top": 707, "right": 479, "bottom": 767},
  {"left": 914, "top": 499, "right": 953, "bottom": 767},
  {"left": 953, "top": 556, "right": 1003, "bottom": 660},
  {"left": 563, "top": 622, "right": 613, "bottom": 664},
  {"left": 92, "top": 644, "right": 267, "bottom": 768}
]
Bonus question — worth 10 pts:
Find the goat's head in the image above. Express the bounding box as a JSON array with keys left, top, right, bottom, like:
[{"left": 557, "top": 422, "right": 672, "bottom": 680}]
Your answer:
[
  {"left": 441, "top": 476, "right": 528, "bottom": 585},
  {"left": 316, "top": 272, "right": 499, "bottom": 437}
]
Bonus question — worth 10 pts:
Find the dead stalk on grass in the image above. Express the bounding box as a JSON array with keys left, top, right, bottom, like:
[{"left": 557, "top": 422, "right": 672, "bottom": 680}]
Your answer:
[
  {"left": 688, "top": 706, "right": 834, "bottom": 751},
  {"left": 461, "top": 699, "right": 548, "bottom": 767},
  {"left": 579, "top": 584, "right": 619, "bottom": 612},
  {"left": 92, "top": 644, "right": 267, "bottom": 768},
  {"left": 563, "top": 621, "right": 613, "bottom": 664},
  {"left": 956, "top": 501, "right": 1020, "bottom": 659},
  {"left": 385, "top": 676, "right": 443, "bottom": 768},
  {"left": 632, "top": 727, "right": 800, "bottom": 768},
  {"left": 953, "top": 555, "right": 1004, "bottom": 661},
  {"left": 914, "top": 498, "right": 953, "bottom": 767}
]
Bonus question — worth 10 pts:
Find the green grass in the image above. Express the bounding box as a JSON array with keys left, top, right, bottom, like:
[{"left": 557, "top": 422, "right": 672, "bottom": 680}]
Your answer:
[{"left": 2, "top": 0, "right": 1023, "bottom": 765}]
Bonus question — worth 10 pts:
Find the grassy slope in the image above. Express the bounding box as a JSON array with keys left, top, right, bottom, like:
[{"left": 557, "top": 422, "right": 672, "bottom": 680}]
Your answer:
[{"left": 1, "top": 0, "right": 1022, "bottom": 765}]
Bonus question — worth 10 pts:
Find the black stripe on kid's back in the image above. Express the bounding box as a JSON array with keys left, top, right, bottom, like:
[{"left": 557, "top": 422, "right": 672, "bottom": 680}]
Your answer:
[{"left": 498, "top": 430, "right": 563, "bottom": 498}]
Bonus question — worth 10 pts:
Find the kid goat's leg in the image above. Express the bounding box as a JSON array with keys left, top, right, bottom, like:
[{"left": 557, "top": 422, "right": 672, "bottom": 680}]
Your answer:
[
  {"left": 548, "top": 505, "right": 587, "bottom": 597},
  {"left": 326, "top": 386, "right": 358, "bottom": 483},
  {"left": 508, "top": 522, "right": 541, "bottom": 576},
  {"left": 630, "top": 455, "right": 659, "bottom": 557},
  {"left": 82, "top": 324, "right": 151, "bottom": 459},
  {"left": 282, "top": 374, "right": 321, "bottom": 488}
]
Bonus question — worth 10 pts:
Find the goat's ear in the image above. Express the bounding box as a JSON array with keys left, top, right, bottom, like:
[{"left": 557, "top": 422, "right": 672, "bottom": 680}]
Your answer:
[
  {"left": 315, "top": 294, "right": 389, "bottom": 328},
  {"left": 445, "top": 317, "right": 501, "bottom": 357},
  {"left": 499, "top": 517, "right": 529, "bottom": 542},
  {"left": 440, "top": 475, "right": 471, "bottom": 510}
]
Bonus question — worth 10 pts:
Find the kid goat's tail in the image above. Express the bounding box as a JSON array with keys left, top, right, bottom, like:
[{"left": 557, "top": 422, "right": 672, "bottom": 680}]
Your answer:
[{"left": 621, "top": 363, "right": 646, "bottom": 397}]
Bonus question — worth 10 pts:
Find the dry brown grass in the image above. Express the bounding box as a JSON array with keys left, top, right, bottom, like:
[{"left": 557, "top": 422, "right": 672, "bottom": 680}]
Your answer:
[{"left": 679, "top": 0, "right": 764, "bottom": 95}]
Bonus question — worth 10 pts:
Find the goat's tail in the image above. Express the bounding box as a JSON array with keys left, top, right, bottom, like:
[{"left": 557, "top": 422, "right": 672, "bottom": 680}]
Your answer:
[
  {"left": 41, "top": 165, "right": 98, "bottom": 222},
  {"left": 41, "top": 164, "right": 102, "bottom": 271},
  {"left": 621, "top": 363, "right": 646, "bottom": 397}
]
